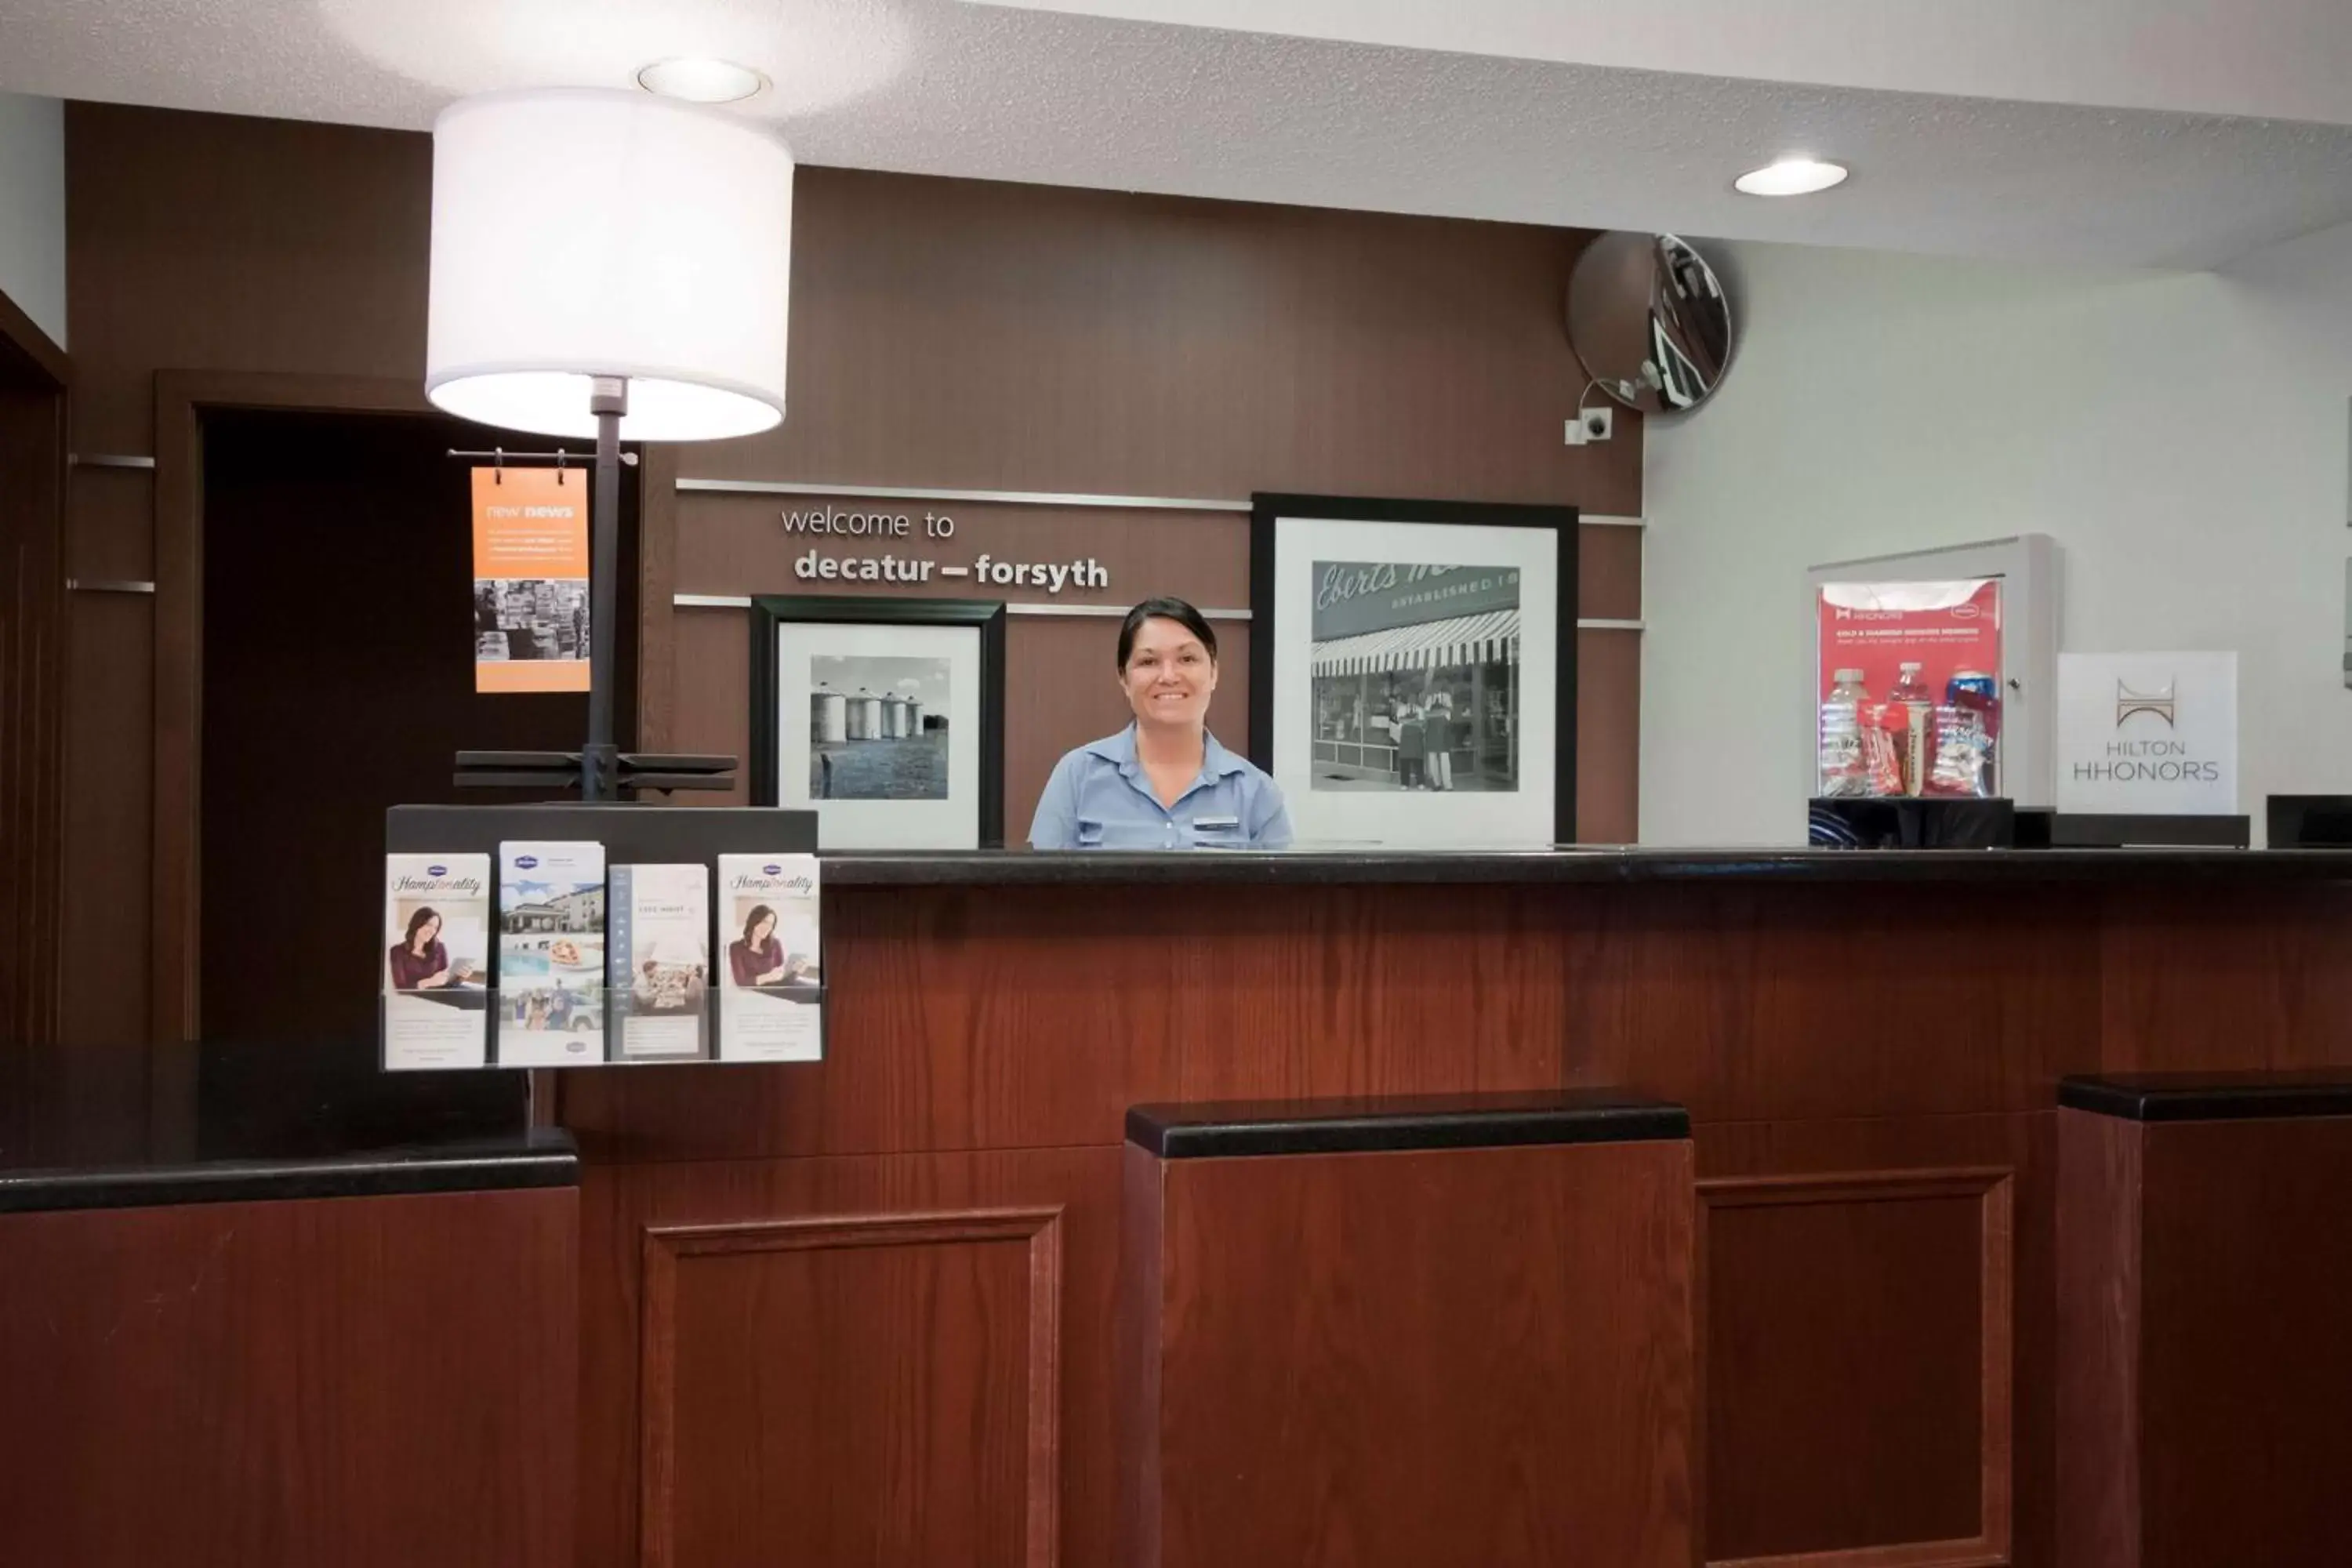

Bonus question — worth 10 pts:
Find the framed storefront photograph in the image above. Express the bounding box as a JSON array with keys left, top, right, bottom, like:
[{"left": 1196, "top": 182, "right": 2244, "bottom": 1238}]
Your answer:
[
  {"left": 749, "top": 596, "right": 1008, "bottom": 848},
  {"left": 1248, "top": 494, "right": 1577, "bottom": 848}
]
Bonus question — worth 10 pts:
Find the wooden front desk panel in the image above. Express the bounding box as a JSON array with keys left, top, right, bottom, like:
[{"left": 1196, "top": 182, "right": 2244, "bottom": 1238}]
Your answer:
[
  {"left": 0, "top": 1185, "right": 578, "bottom": 1568},
  {"left": 2058, "top": 1104, "right": 2352, "bottom": 1568},
  {"left": 1123, "top": 1137, "right": 1694, "bottom": 1568},
  {"left": 558, "top": 869, "right": 2352, "bottom": 1568}
]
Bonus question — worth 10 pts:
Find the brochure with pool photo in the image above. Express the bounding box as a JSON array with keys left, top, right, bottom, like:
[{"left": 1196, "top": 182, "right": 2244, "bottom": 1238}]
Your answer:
[
  {"left": 381, "top": 853, "right": 492, "bottom": 1070},
  {"left": 716, "top": 853, "right": 822, "bottom": 1062},
  {"left": 496, "top": 840, "right": 607, "bottom": 1068}
]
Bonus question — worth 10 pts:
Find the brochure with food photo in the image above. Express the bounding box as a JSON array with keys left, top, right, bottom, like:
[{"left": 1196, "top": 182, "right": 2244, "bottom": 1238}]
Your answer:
[
  {"left": 609, "top": 862, "right": 711, "bottom": 1062},
  {"left": 381, "top": 853, "right": 492, "bottom": 1070},
  {"left": 496, "top": 840, "right": 607, "bottom": 1068},
  {"left": 715, "top": 853, "right": 823, "bottom": 1062}
]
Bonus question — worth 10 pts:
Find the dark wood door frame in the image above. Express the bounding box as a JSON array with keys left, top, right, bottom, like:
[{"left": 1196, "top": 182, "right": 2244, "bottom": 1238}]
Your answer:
[
  {"left": 151, "top": 372, "right": 434, "bottom": 1043},
  {"left": 0, "top": 285, "right": 68, "bottom": 390},
  {"left": 0, "top": 286, "right": 69, "bottom": 1126}
]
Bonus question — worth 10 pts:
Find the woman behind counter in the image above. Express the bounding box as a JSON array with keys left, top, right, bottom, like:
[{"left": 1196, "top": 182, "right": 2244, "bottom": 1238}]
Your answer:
[{"left": 1029, "top": 597, "right": 1292, "bottom": 850}]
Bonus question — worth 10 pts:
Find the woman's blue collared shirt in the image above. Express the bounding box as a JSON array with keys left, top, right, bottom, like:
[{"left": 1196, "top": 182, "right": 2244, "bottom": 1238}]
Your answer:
[{"left": 1029, "top": 727, "right": 1293, "bottom": 851}]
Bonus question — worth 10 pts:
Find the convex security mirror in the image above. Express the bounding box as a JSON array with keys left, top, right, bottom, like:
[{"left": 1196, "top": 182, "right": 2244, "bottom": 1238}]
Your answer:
[{"left": 1566, "top": 232, "right": 1733, "bottom": 415}]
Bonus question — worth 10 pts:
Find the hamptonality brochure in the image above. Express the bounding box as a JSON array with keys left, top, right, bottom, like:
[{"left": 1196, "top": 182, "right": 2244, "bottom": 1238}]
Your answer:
[
  {"left": 381, "top": 854, "right": 492, "bottom": 1070},
  {"left": 715, "top": 854, "right": 823, "bottom": 1062}
]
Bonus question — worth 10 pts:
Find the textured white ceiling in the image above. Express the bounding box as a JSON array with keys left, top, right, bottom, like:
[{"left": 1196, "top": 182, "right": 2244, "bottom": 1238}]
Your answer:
[
  {"left": 971, "top": 0, "right": 2352, "bottom": 127},
  {"left": 2, "top": 0, "right": 2348, "bottom": 269}
]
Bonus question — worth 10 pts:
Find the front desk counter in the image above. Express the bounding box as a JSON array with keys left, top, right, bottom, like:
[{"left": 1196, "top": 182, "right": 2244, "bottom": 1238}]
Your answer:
[
  {"left": 555, "top": 847, "right": 2352, "bottom": 1568},
  {"left": 0, "top": 1078, "right": 579, "bottom": 1568}
]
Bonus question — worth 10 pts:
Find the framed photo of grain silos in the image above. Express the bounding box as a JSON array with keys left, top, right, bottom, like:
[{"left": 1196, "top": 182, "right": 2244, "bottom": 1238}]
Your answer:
[
  {"left": 749, "top": 597, "right": 1008, "bottom": 848},
  {"left": 1248, "top": 495, "right": 1577, "bottom": 849}
]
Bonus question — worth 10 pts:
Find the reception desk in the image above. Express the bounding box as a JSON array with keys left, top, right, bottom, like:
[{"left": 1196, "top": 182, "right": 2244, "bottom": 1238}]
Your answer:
[
  {"left": 552, "top": 848, "right": 2352, "bottom": 1568},
  {"left": 0, "top": 1126, "right": 579, "bottom": 1568},
  {"left": 2057, "top": 1072, "right": 2352, "bottom": 1568}
]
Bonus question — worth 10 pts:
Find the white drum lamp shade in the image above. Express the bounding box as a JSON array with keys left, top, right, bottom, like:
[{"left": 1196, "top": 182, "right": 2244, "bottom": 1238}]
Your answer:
[{"left": 426, "top": 88, "right": 792, "bottom": 442}]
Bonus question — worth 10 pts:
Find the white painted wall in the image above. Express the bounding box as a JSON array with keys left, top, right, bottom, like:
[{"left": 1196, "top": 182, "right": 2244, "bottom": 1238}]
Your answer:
[
  {"left": 0, "top": 92, "right": 67, "bottom": 349},
  {"left": 1642, "top": 221, "right": 2352, "bottom": 844}
]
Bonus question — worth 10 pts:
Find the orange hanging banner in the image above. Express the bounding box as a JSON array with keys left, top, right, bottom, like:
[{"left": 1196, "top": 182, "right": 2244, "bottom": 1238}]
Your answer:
[{"left": 471, "top": 466, "right": 591, "bottom": 693}]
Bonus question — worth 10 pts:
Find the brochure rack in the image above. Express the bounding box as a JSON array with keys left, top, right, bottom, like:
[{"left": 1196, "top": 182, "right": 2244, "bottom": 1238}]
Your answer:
[{"left": 383, "top": 804, "right": 820, "bottom": 1069}]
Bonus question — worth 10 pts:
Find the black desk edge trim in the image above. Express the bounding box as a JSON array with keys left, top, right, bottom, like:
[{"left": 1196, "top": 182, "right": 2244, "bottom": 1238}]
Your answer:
[
  {"left": 1127, "top": 1102, "right": 1690, "bottom": 1159},
  {"left": 2059, "top": 1077, "right": 2352, "bottom": 1123},
  {"left": 816, "top": 848, "right": 2352, "bottom": 889},
  {"left": 0, "top": 1131, "right": 580, "bottom": 1214}
]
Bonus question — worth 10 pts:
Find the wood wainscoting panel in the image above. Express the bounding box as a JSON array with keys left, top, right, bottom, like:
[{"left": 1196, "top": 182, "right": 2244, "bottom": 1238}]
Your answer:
[
  {"left": 2055, "top": 1107, "right": 2142, "bottom": 1568},
  {"left": 2096, "top": 882, "right": 2352, "bottom": 1074},
  {"left": 562, "top": 883, "right": 1571, "bottom": 1162},
  {"left": 1700, "top": 1165, "right": 2015, "bottom": 1568},
  {"left": 1131, "top": 1140, "right": 1695, "bottom": 1568},
  {"left": 1577, "top": 626, "right": 1641, "bottom": 844},
  {"left": 640, "top": 1209, "right": 1062, "bottom": 1568},
  {"left": 2057, "top": 1106, "right": 2352, "bottom": 1568},
  {"left": 1698, "top": 1115, "right": 2053, "bottom": 1567},
  {"left": 0, "top": 1186, "right": 578, "bottom": 1568},
  {"left": 579, "top": 1147, "right": 1116, "bottom": 1568},
  {"left": 559, "top": 888, "right": 1189, "bottom": 1161},
  {"left": 668, "top": 601, "right": 753, "bottom": 805},
  {"left": 2135, "top": 1116, "right": 2352, "bottom": 1566},
  {"left": 1168, "top": 884, "right": 1573, "bottom": 1104},
  {"left": 1578, "top": 521, "right": 1643, "bottom": 621},
  {"left": 1566, "top": 884, "right": 2103, "bottom": 1123},
  {"left": 58, "top": 585, "right": 155, "bottom": 1054}
]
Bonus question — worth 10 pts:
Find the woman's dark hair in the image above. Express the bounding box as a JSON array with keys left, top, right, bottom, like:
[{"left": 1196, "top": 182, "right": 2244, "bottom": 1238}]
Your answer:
[
  {"left": 1116, "top": 597, "right": 1218, "bottom": 671},
  {"left": 742, "top": 904, "right": 777, "bottom": 944},
  {"left": 405, "top": 907, "right": 440, "bottom": 946}
]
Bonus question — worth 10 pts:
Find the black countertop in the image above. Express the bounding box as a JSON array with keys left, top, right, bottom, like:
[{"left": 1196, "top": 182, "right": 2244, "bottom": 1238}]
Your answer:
[
  {"left": 0, "top": 1127, "right": 579, "bottom": 1214},
  {"left": 2060, "top": 1072, "right": 2352, "bottom": 1123},
  {"left": 1127, "top": 1089, "right": 1690, "bottom": 1159},
  {"left": 821, "top": 847, "right": 2352, "bottom": 887},
  {"left": 2, "top": 1035, "right": 543, "bottom": 1213}
]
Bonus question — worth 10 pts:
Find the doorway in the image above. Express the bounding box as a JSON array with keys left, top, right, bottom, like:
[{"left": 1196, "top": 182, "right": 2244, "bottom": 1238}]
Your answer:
[{"left": 198, "top": 407, "right": 639, "bottom": 1049}]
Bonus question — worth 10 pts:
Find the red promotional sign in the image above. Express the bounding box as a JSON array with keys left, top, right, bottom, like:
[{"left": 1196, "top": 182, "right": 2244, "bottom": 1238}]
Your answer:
[{"left": 1817, "top": 578, "right": 2002, "bottom": 703}]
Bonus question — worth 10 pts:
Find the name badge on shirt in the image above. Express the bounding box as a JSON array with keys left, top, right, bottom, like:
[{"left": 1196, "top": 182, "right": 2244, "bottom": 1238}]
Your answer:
[{"left": 1192, "top": 815, "right": 1247, "bottom": 848}]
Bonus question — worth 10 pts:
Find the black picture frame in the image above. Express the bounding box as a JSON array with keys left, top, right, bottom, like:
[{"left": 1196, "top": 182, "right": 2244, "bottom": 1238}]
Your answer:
[
  {"left": 748, "top": 595, "right": 1009, "bottom": 847},
  {"left": 1247, "top": 493, "right": 1579, "bottom": 845}
]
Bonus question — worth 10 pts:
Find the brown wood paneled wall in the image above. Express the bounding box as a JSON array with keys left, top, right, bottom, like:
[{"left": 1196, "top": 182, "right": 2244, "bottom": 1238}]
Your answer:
[
  {"left": 659, "top": 492, "right": 1641, "bottom": 841},
  {"left": 0, "top": 283, "right": 69, "bottom": 1156},
  {"left": 60, "top": 104, "right": 437, "bottom": 1064},
  {"left": 60, "top": 102, "right": 1645, "bottom": 1058},
  {"left": 555, "top": 875, "right": 2352, "bottom": 1568},
  {"left": 648, "top": 166, "right": 1646, "bottom": 842},
  {"left": 0, "top": 1185, "right": 578, "bottom": 1567}
]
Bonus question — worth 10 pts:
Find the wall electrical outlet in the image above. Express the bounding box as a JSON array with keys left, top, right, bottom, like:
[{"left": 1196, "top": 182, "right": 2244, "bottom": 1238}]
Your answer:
[{"left": 1582, "top": 406, "right": 1613, "bottom": 442}]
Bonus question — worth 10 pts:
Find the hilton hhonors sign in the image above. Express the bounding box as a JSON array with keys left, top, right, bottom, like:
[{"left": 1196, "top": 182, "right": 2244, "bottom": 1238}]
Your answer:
[{"left": 2055, "top": 652, "right": 2238, "bottom": 816}]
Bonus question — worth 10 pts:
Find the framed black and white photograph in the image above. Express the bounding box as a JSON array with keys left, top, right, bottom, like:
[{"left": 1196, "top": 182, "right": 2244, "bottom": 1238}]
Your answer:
[
  {"left": 1248, "top": 495, "right": 1577, "bottom": 848},
  {"left": 750, "top": 597, "right": 1007, "bottom": 848}
]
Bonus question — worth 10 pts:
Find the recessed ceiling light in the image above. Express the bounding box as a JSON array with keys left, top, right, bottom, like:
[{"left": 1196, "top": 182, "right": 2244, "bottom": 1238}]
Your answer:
[
  {"left": 636, "top": 59, "right": 769, "bottom": 105},
  {"left": 1734, "top": 158, "right": 1849, "bottom": 197}
]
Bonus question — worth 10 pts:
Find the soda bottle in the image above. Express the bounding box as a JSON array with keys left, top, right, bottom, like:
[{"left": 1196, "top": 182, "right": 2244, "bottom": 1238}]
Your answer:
[{"left": 1887, "top": 662, "right": 1933, "bottom": 795}]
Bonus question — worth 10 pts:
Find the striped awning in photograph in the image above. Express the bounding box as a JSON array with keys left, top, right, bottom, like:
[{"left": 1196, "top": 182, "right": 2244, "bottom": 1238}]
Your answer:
[{"left": 1310, "top": 608, "right": 1520, "bottom": 677}]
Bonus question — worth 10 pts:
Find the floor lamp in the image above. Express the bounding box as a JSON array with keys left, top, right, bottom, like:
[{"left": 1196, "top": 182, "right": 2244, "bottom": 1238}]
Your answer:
[{"left": 423, "top": 87, "right": 794, "bottom": 800}]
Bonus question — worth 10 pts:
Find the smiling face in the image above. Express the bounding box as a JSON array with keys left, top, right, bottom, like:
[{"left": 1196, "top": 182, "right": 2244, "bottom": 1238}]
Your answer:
[{"left": 1120, "top": 615, "right": 1218, "bottom": 732}]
